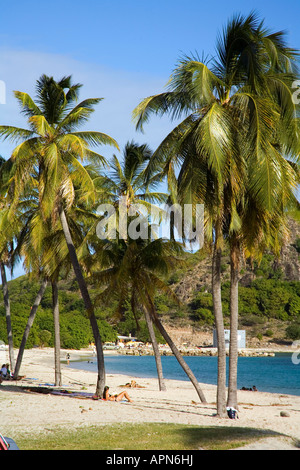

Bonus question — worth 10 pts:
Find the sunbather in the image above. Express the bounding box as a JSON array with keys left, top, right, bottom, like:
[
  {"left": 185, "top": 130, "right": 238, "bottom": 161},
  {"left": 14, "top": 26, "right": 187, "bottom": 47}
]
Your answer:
[{"left": 103, "top": 386, "right": 132, "bottom": 402}]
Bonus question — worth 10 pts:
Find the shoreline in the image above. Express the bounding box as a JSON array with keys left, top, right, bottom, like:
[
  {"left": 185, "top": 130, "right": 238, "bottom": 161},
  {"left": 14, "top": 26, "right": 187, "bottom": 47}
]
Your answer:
[
  {"left": 1, "top": 347, "right": 300, "bottom": 450},
  {"left": 108, "top": 347, "right": 291, "bottom": 357},
  {"left": 97, "top": 343, "right": 300, "bottom": 363},
  {"left": 73, "top": 348, "right": 300, "bottom": 398}
]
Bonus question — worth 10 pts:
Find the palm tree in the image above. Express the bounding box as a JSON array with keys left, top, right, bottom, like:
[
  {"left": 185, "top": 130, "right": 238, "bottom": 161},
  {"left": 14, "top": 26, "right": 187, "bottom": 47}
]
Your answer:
[
  {"left": 88, "top": 141, "right": 169, "bottom": 391},
  {"left": 0, "top": 75, "right": 119, "bottom": 396},
  {"left": 217, "top": 15, "right": 300, "bottom": 409},
  {"left": 0, "top": 156, "right": 23, "bottom": 372},
  {"left": 89, "top": 234, "right": 207, "bottom": 403},
  {"left": 133, "top": 11, "right": 299, "bottom": 415},
  {"left": 14, "top": 198, "right": 66, "bottom": 385},
  {"left": 88, "top": 234, "right": 166, "bottom": 392},
  {"left": 14, "top": 166, "right": 104, "bottom": 384}
]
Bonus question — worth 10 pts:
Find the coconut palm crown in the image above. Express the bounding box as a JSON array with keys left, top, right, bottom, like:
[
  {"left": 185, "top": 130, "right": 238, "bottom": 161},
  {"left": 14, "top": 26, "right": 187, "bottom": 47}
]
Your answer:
[{"left": 0, "top": 74, "right": 119, "bottom": 218}]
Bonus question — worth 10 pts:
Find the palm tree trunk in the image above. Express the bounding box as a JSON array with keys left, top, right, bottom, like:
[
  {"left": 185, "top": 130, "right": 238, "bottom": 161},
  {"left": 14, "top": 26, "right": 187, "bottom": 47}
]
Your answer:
[
  {"left": 0, "top": 262, "right": 15, "bottom": 372},
  {"left": 151, "top": 311, "right": 207, "bottom": 403},
  {"left": 13, "top": 278, "right": 48, "bottom": 379},
  {"left": 227, "top": 239, "right": 240, "bottom": 409},
  {"left": 52, "top": 281, "right": 61, "bottom": 386},
  {"left": 143, "top": 306, "right": 166, "bottom": 391},
  {"left": 212, "top": 236, "right": 227, "bottom": 417},
  {"left": 58, "top": 205, "right": 106, "bottom": 397}
]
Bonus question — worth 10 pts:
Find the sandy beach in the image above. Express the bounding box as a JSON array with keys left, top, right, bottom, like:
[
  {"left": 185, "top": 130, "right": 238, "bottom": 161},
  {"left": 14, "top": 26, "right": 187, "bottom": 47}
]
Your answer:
[{"left": 1, "top": 347, "right": 300, "bottom": 450}]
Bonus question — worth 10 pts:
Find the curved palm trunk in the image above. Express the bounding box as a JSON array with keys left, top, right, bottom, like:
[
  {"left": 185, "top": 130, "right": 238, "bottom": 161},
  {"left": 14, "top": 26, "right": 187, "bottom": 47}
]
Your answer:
[
  {"left": 151, "top": 311, "right": 207, "bottom": 403},
  {"left": 143, "top": 306, "right": 166, "bottom": 391},
  {"left": 212, "top": 230, "right": 227, "bottom": 417},
  {"left": 14, "top": 278, "right": 48, "bottom": 379},
  {"left": 0, "top": 262, "right": 15, "bottom": 371},
  {"left": 52, "top": 281, "right": 61, "bottom": 386},
  {"left": 227, "top": 239, "right": 240, "bottom": 409},
  {"left": 59, "top": 206, "right": 106, "bottom": 397}
]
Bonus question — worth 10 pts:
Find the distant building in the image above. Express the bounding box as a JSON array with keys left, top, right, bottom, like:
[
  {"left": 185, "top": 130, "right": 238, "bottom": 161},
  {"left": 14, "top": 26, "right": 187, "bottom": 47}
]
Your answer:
[{"left": 213, "top": 329, "right": 246, "bottom": 349}]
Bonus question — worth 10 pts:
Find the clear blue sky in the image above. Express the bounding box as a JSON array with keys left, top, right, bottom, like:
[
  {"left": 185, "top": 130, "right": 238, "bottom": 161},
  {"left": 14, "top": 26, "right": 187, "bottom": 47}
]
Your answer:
[{"left": 0, "top": 0, "right": 299, "bottom": 278}]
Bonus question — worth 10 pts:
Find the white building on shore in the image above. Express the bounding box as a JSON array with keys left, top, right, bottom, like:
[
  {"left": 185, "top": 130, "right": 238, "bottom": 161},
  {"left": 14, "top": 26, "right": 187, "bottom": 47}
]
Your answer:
[{"left": 213, "top": 329, "right": 246, "bottom": 349}]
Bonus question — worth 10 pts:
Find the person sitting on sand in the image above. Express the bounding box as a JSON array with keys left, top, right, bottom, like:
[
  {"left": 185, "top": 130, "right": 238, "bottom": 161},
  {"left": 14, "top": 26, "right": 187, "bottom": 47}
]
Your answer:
[
  {"left": 103, "top": 386, "right": 132, "bottom": 402},
  {"left": 0, "top": 364, "right": 7, "bottom": 378}
]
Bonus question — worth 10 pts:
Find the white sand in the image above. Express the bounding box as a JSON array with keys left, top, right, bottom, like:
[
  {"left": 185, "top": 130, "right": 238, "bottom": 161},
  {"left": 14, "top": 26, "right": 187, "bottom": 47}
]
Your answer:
[{"left": 1, "top": 347, "right": 300, "bottom": 450}]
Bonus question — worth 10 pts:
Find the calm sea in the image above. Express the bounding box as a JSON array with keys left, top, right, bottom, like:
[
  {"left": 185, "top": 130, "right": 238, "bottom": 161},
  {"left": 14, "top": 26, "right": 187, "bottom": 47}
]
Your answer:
[{"left": 69, "top": 353, "right": 300, "bottom": 397}]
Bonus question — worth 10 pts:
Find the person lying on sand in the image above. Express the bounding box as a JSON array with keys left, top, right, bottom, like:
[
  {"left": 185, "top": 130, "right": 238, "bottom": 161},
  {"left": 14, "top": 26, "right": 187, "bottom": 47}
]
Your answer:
[
  {"left": 103, "top": 386, "right": 133, "bottom": 402},
  {"left": 241, "top": 385, "right": 258, "bottom": 391},
  {"left": 121, "top": 380, "right": 145, "bottom": 388}
]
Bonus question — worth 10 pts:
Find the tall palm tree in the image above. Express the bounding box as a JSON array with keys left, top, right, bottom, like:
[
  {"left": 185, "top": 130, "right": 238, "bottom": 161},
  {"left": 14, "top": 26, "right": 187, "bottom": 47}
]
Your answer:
[
  {"left": 0, "top": 75, "right": 119, "bottom": 396},
  {"left": 0, "top": 155, "right": 23, "bottom": 372},
  {"left": 133, "top": 12, "right": 299, "bottom": 415},
  {"left": 89, "top": 141, "right": 169, "bottom": 391},
  {"left": 217, "top": 15, "right": 300, "bottom": 408}
]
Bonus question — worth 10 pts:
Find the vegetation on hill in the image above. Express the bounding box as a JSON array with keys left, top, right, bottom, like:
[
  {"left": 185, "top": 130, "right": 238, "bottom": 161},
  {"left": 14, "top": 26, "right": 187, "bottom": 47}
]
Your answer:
[
  {"left": 0, "top": 276, "right": 114, "bottom": 349},
  {"left": 168, "top": 242, "right": 300, "bottom": 345}
]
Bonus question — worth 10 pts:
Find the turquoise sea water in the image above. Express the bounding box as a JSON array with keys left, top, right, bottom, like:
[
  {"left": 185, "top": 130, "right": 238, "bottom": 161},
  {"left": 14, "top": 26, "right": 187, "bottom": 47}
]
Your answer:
[{"left": 70, "top": 353, "right": 300, "bottom": 396}]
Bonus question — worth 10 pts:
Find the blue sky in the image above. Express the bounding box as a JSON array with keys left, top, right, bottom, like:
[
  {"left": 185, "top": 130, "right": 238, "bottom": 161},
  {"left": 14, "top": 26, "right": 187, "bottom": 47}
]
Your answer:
[{"left": 0, "top": 0, "right": 299, "bottom": 278}]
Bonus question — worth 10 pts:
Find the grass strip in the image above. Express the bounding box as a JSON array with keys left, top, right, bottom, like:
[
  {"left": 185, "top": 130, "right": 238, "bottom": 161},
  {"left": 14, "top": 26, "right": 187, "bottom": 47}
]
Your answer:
[{"left": 15, "top": 423, "right": 278, "bottom": 450}]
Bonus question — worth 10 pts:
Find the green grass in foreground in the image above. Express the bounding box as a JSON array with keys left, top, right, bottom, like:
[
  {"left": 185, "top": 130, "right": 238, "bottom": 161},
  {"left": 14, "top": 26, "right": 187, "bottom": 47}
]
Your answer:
[{"left": 16, "top": 423, "right": 278, "bottom": 450}]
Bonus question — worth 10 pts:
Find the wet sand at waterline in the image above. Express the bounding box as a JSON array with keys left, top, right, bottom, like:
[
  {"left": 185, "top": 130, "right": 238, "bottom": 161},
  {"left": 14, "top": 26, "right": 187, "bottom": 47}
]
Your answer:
[{"left": 1, "top": 347, "right": 300, "bottom": 450}]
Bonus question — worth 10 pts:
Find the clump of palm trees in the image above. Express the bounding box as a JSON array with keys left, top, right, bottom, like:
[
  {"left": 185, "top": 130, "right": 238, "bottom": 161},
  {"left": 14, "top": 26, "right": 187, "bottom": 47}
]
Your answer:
[
  {"left": 0, "top": 12, "right": 299, "bottom": 416},
  {"left": 133, "top": 11, "right": 300, "bottom": 415}
]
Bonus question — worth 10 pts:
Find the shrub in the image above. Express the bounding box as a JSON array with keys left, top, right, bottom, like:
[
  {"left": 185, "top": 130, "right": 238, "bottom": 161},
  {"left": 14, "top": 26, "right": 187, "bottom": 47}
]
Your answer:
[
  {"left": 194, "top": 308, "right": 214, "bottom": 325},
  {"left": 38, "top": 330, "right": 52, "bottom": 347},
  {"left": 286, "top": 323, "right": 300, "bottom": 341},
  {"left": 265, "top": 329, "right": 273, "bottom": 337}
]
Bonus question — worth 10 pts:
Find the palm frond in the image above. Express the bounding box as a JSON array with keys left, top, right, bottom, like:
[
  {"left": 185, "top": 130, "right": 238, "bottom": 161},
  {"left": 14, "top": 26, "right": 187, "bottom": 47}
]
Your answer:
[
  {"left": 71, "top": 131, "right": 119, "bottom": 150},
  {"left": 58, "top": 98, "right": 103, "bottom": 131},
  {"left": 0, "top": 125, "right": 35, "bottom": 143},
  {"left": 14, "top": 91, "right": 42, "bottom": 117}
]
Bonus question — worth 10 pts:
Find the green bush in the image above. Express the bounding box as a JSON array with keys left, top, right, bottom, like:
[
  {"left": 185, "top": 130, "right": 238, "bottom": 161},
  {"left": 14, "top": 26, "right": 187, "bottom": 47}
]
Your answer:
[
  {"left": 286, "top": 323, "right": 300, "bottom": 340},
  {"left": 194, "top": 308, "right": 214, "bottom": 325},
  {"left": 38, "top": 330, "right": 52, "bottom": 347},
  {"left": 265, "top": 329, "right": 273, "bottom": 337}
]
